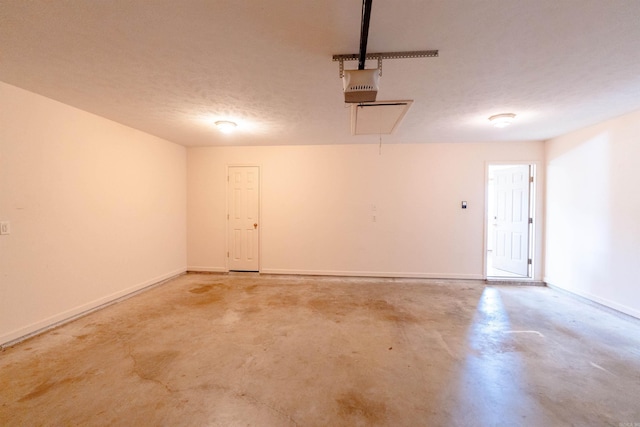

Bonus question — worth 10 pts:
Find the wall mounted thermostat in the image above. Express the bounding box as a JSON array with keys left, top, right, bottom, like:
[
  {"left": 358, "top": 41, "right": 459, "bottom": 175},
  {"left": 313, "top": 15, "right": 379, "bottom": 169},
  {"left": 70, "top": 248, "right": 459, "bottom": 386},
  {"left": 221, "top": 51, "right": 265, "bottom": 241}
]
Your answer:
[{"left": 461, "top": 201, "right": 467, "bottom": 209}]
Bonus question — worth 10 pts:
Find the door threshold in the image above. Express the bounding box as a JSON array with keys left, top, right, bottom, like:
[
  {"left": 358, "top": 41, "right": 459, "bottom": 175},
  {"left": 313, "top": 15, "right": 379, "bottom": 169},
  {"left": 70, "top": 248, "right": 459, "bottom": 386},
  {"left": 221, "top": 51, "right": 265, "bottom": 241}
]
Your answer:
[{"left": 486, "top": 278, "right": 545, "bottom": 286}]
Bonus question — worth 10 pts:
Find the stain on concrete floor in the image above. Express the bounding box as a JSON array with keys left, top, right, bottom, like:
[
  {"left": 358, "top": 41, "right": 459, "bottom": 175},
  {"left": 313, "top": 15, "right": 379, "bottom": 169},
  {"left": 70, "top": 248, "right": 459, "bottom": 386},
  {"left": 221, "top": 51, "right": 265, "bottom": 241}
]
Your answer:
[{"left": 1, "top": 273, "right": 639, "bottom": 426}]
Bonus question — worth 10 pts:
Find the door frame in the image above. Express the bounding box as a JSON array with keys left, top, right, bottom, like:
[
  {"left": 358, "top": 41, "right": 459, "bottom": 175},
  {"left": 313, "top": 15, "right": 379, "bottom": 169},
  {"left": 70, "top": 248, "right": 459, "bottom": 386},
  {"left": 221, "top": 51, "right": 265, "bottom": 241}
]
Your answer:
[
  {"left": 226, "top": 164, "right": 262, "bottom": 272},
  {"left": 483, "top": 161, "right": 538, "bottom": 280}
]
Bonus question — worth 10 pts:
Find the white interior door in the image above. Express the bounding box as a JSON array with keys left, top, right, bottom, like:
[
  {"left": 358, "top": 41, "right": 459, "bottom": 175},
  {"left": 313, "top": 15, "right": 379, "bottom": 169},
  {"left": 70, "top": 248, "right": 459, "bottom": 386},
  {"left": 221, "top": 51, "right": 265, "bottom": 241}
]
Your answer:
[
  {"left": 228, "top": 166, "right": 260, "bottom": 271},
  {"left": 492, "top": 165, "right": 530, "bottom": 276}
]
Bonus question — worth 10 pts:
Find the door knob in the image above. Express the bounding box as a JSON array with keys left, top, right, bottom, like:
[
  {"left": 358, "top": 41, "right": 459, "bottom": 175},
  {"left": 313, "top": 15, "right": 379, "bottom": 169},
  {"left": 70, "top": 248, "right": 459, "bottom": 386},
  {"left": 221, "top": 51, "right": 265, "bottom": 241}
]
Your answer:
[{"left": 254, "top": 223, "right": 258, "bottom": 229}]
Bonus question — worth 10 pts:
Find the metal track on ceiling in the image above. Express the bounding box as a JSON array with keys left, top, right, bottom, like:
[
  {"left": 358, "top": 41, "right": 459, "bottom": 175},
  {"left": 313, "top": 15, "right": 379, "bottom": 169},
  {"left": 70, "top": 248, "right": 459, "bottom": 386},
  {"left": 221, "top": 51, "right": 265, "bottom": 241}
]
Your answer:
[
  {"left": 334, "top": 1, "right": 439, "bottom": 78},
  {"left": 332, "top": 50, "right": 439, "bottom": 62},
  {"left": 333, "top": 50, "right": 439, "bottom": 78}
]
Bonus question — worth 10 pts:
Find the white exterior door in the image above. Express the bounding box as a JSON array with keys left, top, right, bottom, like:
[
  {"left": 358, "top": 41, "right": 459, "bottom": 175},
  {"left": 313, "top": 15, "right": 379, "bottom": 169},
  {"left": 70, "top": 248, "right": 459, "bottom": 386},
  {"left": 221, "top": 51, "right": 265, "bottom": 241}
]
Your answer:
[
  {"left": 493, "top": 165, "right": 530, "bottom": 276},
  {"left": 228, "top": 166, "right": 260, "bottom": 271}
]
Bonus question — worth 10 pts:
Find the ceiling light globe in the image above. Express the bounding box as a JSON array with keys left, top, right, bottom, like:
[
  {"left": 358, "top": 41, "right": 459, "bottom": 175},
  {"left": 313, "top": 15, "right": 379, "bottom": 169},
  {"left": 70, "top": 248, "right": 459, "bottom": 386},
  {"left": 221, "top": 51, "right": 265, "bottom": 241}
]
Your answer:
[
  {"left": 489, "top": 113, "right": 516, "bottom": 128},
  {"left": 215, "top": 120, "right": 237, "bottom": 134}
]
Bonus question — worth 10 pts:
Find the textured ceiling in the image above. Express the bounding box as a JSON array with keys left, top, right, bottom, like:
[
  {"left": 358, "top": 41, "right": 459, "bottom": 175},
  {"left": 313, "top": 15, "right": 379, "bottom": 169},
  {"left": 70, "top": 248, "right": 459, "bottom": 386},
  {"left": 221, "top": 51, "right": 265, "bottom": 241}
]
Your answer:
[{"left": 2, "top": 1, "right": 640, "bottom": 146}]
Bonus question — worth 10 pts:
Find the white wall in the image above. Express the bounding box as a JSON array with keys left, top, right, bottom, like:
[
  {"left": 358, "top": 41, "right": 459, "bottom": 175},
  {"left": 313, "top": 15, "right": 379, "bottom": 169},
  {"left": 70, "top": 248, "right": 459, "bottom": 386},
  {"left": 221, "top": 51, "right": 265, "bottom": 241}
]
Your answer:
[
  {"left": 188, "top": 142, "right": 544, "bottom": 279},
  {"left": 545, "top": 111, "right": 640, "bottom": 318},
  {"left": 0, "top": 82, "right": 187, "bottom": 344}
]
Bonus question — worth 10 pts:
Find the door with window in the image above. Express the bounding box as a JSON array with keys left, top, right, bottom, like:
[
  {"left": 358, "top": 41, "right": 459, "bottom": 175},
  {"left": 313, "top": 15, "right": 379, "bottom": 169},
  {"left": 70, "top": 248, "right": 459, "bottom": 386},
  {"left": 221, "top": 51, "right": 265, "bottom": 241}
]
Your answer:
[{"left": 227, "top": 166, "right": 260, "bottom": 271}]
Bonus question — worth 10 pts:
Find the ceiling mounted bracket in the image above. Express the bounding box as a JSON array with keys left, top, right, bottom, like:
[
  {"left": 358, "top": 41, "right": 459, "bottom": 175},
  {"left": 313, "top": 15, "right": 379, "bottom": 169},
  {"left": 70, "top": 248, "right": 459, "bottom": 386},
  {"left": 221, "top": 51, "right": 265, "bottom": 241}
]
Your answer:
[{"left": 333, "top": 50, "right": 439, "bottom": 78}]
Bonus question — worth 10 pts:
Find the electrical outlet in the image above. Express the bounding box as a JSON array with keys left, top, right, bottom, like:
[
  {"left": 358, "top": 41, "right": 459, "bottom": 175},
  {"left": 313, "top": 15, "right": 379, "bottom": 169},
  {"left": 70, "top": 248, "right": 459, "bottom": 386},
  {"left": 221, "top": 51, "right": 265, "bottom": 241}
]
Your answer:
[{"left": 0, "top": 221, "right": 10, "bottom": 235}]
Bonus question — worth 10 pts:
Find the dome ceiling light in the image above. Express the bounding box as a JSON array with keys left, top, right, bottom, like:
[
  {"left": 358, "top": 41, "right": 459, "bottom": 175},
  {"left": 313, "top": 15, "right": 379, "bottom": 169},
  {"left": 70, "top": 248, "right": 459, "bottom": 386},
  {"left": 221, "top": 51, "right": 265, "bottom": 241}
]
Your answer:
[
  {"left": 489, "top": 113, "right": 516, "bottom": 128},
  {"left": 215, "top": 120, "right": 237, "bottom": 134}
]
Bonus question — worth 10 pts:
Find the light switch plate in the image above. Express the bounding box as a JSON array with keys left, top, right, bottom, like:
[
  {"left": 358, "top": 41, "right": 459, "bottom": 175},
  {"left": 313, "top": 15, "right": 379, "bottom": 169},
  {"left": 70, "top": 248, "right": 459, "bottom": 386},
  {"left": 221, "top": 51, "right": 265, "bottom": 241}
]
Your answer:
[{"left": 0, "top": 221, "right": 10, "bottom": 235}]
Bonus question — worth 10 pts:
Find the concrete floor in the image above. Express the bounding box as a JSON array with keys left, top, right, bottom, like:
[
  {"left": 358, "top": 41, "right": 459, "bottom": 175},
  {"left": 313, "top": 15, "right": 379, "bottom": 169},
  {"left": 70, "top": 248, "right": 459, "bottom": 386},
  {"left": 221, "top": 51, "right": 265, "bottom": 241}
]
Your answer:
[{"left": 1, "top": 273, "right": 639, "bottom": 426}]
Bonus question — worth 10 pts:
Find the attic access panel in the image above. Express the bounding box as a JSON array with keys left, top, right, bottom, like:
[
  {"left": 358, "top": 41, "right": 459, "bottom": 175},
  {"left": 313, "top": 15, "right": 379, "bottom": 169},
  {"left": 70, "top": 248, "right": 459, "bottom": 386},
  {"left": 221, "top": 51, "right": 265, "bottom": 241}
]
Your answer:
[{"left": 351, "top": 101, "right": 413, "bottom": 135}]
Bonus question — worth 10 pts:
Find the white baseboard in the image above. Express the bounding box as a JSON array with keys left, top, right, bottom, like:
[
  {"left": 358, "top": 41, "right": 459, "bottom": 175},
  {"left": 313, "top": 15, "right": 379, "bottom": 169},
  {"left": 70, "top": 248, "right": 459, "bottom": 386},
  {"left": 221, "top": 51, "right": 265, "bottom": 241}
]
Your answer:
[
  {"left": 545, "top": 277, "right": 640, "bottom": 320},
  {"left": 259, "top": 268, "right": 484, "bottom": 280},
  {"left": 1, "top": 267, "right": 187, "bottom": 347},
  {"left": 187, "top": 266, "right": 227, "bottom": 273}
]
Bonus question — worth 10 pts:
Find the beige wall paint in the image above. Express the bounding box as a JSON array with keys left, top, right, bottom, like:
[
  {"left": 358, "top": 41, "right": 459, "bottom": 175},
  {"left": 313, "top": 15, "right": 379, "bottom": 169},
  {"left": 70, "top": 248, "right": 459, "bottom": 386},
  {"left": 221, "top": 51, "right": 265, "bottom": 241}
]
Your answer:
[
  {"left": 545, "top": 110, "right": 640, "bottom": 318},
  {"left": 0, "top": 82, "right": 187, "bottom": 344},
  {"left": 188, "top": 142, "right": 544, "bottom": 279}
]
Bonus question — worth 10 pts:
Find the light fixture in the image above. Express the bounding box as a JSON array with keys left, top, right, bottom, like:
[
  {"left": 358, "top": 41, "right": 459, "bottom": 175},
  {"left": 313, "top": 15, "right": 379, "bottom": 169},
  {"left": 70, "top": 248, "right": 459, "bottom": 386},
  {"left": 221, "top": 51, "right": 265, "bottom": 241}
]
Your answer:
[
  {"left": 215, "top": 120, "right": 237, "bottom": 134},
  {"left": 489, "top": 113, "right": 516, "bottom": 128}
]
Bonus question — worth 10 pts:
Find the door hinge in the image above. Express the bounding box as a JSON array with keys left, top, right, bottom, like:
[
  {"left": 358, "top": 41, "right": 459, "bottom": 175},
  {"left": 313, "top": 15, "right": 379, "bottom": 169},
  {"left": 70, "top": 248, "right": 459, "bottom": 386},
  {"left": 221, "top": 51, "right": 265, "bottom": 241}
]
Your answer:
[
  {"left": 529, "top": 176, "right": 534, "bottom": 183},
  {"left": 227, "top": 214, "right": 229, "bottom": 220},
  {"left": 227, "top": 251, "right": 229, "bottom": 258},
  {"left": 528, "top": 218, "right": 533, "bottom": 224},
  {"left": 528, "top": 258, "right": 532, "bottom": 265}
]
